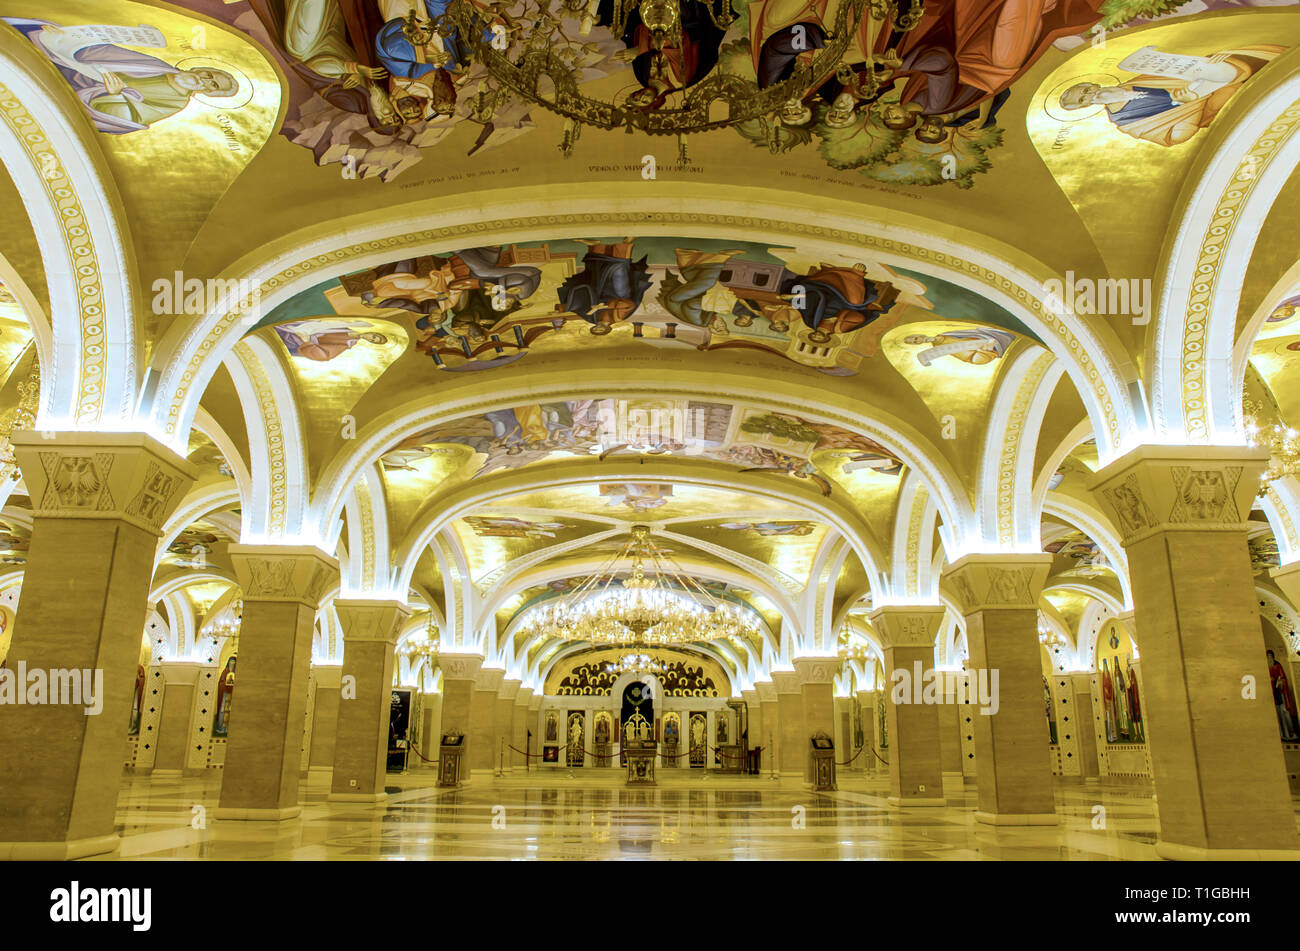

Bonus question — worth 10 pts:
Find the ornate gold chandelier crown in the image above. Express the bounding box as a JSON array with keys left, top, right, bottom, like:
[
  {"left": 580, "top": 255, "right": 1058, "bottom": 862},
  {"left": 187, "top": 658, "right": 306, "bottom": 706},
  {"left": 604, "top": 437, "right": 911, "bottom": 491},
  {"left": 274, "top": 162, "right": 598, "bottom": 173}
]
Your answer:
[
  {"left": 433, "top": 0, "right": 924, "bottom": 154},
  {"left": 517, "top": 525, "right": 760, "bottom": 644},
  {"left": 1244, "top": 393, "right": 1300, "bottom": 497}
]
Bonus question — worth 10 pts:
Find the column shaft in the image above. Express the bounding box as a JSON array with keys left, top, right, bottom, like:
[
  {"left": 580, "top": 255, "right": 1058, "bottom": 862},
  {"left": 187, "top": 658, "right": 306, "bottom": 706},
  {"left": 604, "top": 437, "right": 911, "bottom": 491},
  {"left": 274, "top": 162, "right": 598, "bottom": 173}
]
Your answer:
[
  {"left": 0, "top": 433, "right": 195, "bottom": 858},
  {"left": 870, "top": 607, "right": 946, "bottom": 806},
  {"left": 1096, "top": 447, "right": 1299, "bottom": 857},
  {"left": 943, "top": 555, "right": 1057, "bottom": 824},
  {"left": 329, "top": 600, "right": 408, "bottom": 802},
  {"left": 216, "top": 546, "right": 338, "bottom": 820}
]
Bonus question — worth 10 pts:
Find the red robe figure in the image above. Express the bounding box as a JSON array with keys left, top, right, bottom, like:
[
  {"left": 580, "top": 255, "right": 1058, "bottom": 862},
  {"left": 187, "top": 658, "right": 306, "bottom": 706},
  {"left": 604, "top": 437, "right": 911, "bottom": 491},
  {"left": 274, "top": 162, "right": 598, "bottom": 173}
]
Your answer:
[
  {"left": 128, "top": 663, "right": 146, "bottom": 735},
  {"left": 214, "top": 655, "right": 237, "bottom": 738},
  {"left": 1268, "top": 650, "right": 1298, "bottom": 741}
]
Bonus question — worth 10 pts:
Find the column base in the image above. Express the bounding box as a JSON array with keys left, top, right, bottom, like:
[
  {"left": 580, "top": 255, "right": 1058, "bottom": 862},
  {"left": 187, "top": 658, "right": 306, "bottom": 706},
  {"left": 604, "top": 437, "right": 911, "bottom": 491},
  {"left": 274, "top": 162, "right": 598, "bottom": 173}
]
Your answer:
[
  {"left": 1155, "top": 840, "right": 1300, "bottom": 861},
  {"left": 327, "top": 791, "right": 388, "bottom": 803},
  {"left": 213, "top": 805, "right": 302, "bottom": 821},
  {"left": 887, "top": 796, "right": 947, "bottom": 807},
  {"left": 974, "top": 810, "right": 1060, "bottom": 826},
  {"left": 0, "top": 833, "right": 120, "bottom": 860},
  {"left": 149, "top": 768, "right": 183, "bottom": 779}
]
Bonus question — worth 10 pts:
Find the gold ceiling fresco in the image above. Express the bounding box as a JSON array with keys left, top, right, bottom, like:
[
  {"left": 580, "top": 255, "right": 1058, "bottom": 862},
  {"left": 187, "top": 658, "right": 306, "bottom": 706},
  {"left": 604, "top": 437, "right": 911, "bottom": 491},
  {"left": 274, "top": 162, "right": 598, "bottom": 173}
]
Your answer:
[{"left": 0, "top": 1, "right": 1297, "bottom": 676}]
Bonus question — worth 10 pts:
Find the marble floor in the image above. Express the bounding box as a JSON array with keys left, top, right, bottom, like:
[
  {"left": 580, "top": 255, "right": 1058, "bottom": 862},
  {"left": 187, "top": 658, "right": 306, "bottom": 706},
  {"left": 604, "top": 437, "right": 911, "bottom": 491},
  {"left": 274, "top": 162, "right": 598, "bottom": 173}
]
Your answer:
[{"left": 93, "top": 768, "right": 1197, "bottom": 860}]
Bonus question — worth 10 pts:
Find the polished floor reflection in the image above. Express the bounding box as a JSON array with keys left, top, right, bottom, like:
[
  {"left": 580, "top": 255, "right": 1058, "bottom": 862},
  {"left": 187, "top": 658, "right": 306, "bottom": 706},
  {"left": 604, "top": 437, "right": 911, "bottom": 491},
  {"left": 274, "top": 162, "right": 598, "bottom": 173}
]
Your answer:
[{"left": 88, "top": 768, "right": 1209, "bottom": 860}]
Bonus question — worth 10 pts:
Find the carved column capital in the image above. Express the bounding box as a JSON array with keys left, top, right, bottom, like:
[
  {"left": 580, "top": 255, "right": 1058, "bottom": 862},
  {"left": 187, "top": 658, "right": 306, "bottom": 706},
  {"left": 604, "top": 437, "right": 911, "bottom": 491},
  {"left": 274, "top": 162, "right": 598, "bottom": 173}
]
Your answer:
[
  {"left": 13, "top": 431, "right": 196, "bottom": 535},
  {"left": 499, "top": 678, "right": 522, "bottom": 701},
  {"left": 793, "top": 656, "right": 838, "bottom": 685},
  {"left": 312, "top": 664, "right": 343, "bottom": 689},
  {"left": 474, "top": 665, "right": 506, "bottom": 692},
  {"left": 229, "top": 544, "right": 340, "bottom": 609},
  {"left": 334, "top": 599, "right": 411, "bottom": 644},
  {"left": 867, "top": 605, "right": 946, "bottom": 649},
  {"left": 771, "top": 671, "right": 800, "bottom": 695},
  {"left": 157, "top": 661, "right": 203, "bottom": 686},
  {"left": 437, "top": 652, "right": 483, "bottom": 683},
  {"left": 1090, "top": 445, "right": 1268, "bottom": 546},
  {"left": 754, "top": 681, "right": 777, "bottom": 702},
  {"left": 941, "top": 553, "right": 1052, "bottom": 614}
]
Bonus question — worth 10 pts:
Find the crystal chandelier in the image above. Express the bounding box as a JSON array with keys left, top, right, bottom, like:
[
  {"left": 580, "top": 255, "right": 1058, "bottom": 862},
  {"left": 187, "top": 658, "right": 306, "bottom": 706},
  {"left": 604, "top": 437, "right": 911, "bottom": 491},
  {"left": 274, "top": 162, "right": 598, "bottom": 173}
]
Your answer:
[
  {"left": 0, "top": 356, "right": 39, "bottom": 481},
  {"left": 405, "top": 613, "right": 442, "bottom": 663},
  {"left": 201, "top": 600, "right": 242, "bottom": 642},
  {"left": 435, "top": 0, "right": 923, "bottom": 155},
  {"left": 836, "top": 622, "right": 869, "bottom": 662},
  {"left": 517, "top": 525, "right": 759, "bottom": 644},
  {"left": 1037, "top": 614, "right": 1062, "bottom": 649},
  {"left": 1244, "top": 395, "right": 1300, "bottom": 497},
  {"left": 605, "top": 651, "right": 668, "bottom": 676}
]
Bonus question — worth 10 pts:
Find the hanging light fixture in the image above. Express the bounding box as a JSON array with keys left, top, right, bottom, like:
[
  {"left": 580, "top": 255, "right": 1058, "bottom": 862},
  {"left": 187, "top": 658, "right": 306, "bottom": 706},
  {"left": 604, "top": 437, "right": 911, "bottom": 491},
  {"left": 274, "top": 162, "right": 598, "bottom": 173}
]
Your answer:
[
  {"left": 517, "top": 525, "right": 760, "bottom": 645},
  {"left": 0, "top": 355, "right": 39, "bottom": 480},
  {"left": 405, "top": 613, "right": 442, "bottom": 663},
  {"left": 605, "top": 651, "right": 668, "bottom": 676},
  {"left": 1037, "top": 613, "right": 1063, "bottom": 649},
  {"left": 1244, "top": 394, "right": 1300, "bottom": 497},
  {"left": 428, "top": 0, "right": 925, "bottom": 155},
  {"left": 200, "top": 599, "right": 242, "bottom": 642}
]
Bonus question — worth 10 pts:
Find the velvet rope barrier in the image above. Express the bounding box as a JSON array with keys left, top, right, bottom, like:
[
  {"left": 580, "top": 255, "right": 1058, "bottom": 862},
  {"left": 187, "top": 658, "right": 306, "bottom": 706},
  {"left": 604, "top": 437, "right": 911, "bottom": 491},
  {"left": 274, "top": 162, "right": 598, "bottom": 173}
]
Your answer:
[
  {"left": 403, "top": 742, "right": 437, "bottom": 763},
  {"left": 834, "top": 744, "right": 868, "bottom": 766}
]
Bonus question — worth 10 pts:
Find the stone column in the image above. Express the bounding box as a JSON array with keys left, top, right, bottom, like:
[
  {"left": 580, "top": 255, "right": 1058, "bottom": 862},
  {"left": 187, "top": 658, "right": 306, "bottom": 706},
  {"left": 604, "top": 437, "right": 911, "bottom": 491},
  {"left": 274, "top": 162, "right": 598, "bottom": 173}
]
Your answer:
[
  {"left": 528, "top": 693, "right": 542, "bottom": 759},
  {"left": 513, "top": 686, "right": 533, "bottom": 770},
  {"left": 470, "top": 667, "right": 505, "bottom": 775},
  {"left": 308, "top": 665, "right": 342, "bottom": 779},
  {"left": 772, "top": 671, "right": 803, "bottom": 777},
  {"left": 856, "top": 690, "right": 877, "bottom": 773},
  {"left": 942, "top": 553, "right": 1057, "bottom": 825},
  {"left": 496, "top": 679, "right": 521, "bottom": 774},
  {"left": 215, "top": 545, "right": 339, "bottom": 821},
  {"left": 795, "top": 657, "right": 836, "bottom": 782},
  {"left": 437, "top": 653, "right": 482, "bottom": 783},
  {"left": 420, "top": 691, "right": 443, "bottom": 763},
  {"left": 756, "top": 681, "right": 778, "bottom": 772},
  {"left": 0, "top": 433, "right": 195, "bottom": 859},
  {"left": 1067, "top": 672, "right": 1100, "bottom": 781},
  {"left": 936, "top": 697, "right": 964, "bottom": 786},
  {"left": 743, "top": 685, "right": 759, "bottom": 753},
  {"left": 329, "top": 600, "right": 409, "bottom": 802},
  {"left": 152, "top": 662, "right": 203, "bottom": 777},
  {"left": 1093, "top": 445, "right": 1299, "bottom": 858},
  {"left": 869, "top": 606, "right": 946, "bottom": 806}
]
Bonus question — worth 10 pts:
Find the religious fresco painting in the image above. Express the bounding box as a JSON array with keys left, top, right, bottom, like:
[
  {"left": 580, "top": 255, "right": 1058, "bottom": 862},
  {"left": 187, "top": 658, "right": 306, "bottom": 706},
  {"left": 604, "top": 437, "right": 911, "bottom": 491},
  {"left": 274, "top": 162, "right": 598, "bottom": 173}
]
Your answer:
[
  {"left": 1043, "top": 675, "right": 1057, "bottom": 744},
  {"left": 463, "top": 515, "right": 572, "bottom": 538},
  {"left": 271, "top": 318, "right": 396, "bottom": 363},
  {"left": 250, "top": 236, "right": 1034, "bottom": 376},
  {"left": 122, "top": 0, "right": 1285, "bottom": 184},
  {"left": 566, "top": 710, "right": 585, "bottom": 766},
  {"left": 0, "top": 519, "right": 29, "bottom": 566},
  {"left": 0, "top": 2, "right": 282, "bottom": 210},
  {"left": 1249, "top": 533, "right": 1281, "bottom": 573},
  {"left": 127, "top": 663, "right": 146, "bottom": 736},
  {"left": 379, "top": 398, "right": 904, "bottom": 497},
  {"left": 1043, "top": 529, "right": 1111, "bottom": 577},
  {"left": 213, "top": 654, "right": 237, "bottom": 738},
  {"left": 164, "top": 526, "right": 222, "bottom": 569},
  {"left": 1267, "top": 649, "right": 1299, "bottom": 742},
  {"left": 717, "top": 520, "right": 816, "bottom": 536},
  {"left": 1029, "top": 14, "right": 1298, "bottom": 231},
  {"left": 1098, "top": 643, "right": 1144, "bottom": 744}
]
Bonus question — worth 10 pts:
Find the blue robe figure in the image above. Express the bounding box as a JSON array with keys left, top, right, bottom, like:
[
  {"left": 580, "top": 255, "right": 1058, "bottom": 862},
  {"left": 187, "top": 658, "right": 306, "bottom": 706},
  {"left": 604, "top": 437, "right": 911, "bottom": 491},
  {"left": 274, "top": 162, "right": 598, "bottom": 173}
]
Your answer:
[
  {"left": 374, "top": 1, "right": 496, "bottom": 84},
  {"left": 1109, "top": 87, "right": 1179, "bottom": 127},
  {"left": 556, "top": 242, "right": 652, "bottom": 333}
]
